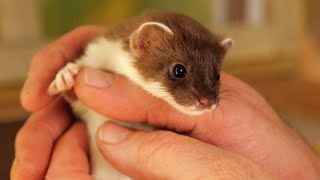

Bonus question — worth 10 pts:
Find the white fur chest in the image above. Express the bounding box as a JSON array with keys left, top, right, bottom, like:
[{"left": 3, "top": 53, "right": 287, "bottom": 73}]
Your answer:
[{"left": 80, "top": 37, "right": 144, "bottom": 86}]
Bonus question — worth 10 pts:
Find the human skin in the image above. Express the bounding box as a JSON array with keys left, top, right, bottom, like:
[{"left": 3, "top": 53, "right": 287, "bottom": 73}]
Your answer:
[{"left": 12, "top": 26, "right": 320, "bottom": 179}]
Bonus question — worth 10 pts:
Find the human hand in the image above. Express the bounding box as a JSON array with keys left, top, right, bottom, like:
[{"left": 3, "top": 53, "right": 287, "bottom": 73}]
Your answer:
[
  {"left": 20, "top": 25, "right": 104, "bottom": 112},
  {"left": 73, "top": 69, "right": 320, "bottom": 180},
  {"left": 11, "top": 97, "right": 92, "bottom": 180},
  {"left": 17, "top": 26, "right": 320, "bottom": 179},
  {"left": 11, "top": 98, "right": 273, "bottom": 180},
  {"left": 12, "top": 26, "right": 102, "bottom": 180},
  {"left": 13, "top": 96, "right": 274, "bottom": 180}
]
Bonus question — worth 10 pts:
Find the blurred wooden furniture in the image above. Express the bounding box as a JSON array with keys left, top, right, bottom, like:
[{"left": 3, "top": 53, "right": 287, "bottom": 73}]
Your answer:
[
  {"left": 298, "top": 36, "right": 320, "bottom": 83},
  {"left": 246, "top": 74, "right": 320, "bottom": 122},
  {"left": 213, "top": 0, "right": 306, "bottom": 78},
  {"left": 0, "top": 84, "right": 29, "bottom": 122},
  {"left": 314, "top": 143, "right": 320, "bottom": 156},
  {"left": 0, "top": 0, "right": 41, "bottom": 122},
  {"left": 297, "top": 0, "right": 320, "bottom": 82}
]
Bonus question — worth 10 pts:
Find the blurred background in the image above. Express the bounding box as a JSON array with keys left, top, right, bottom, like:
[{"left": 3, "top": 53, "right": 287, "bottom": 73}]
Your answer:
[{"left": 0, "top": 0, "right": 319, "bottom": 179}]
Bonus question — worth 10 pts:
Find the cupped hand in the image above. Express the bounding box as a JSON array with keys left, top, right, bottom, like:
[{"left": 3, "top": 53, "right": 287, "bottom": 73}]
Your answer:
[
  {"left": 11, "top": 100, "right": 273, "bottom": 180},
  {"left": 13, "top": 26, "right": 102, "bottom": 180},
  {"left": 74, "top": 68, "right": 320, "bottom": 180},
  {"left": 17, "top": 26, "right": 320, "bottom": 180},
  {"left": 20, "top": 25, "right": 105, "bottom": 112},
  {"left": 11, "top": 97, "right": 92, "bottom": 180}
]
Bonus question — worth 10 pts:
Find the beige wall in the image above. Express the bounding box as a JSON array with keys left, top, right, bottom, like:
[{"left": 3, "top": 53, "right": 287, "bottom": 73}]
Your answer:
[
  {"left": 0, "top": 0, "right": 2, "bottom": 41},
  {"left": 209, "top": 0, "right": 306, "bottom": 77},
  {"left": 1, "top": 0, "right": 42, "bottom": 43},
  {"left": 0, "top": 0, "right": 43, "bottom": 87},
  {"left": 214, "top": 0, "right": 305, "bottom": 62}
]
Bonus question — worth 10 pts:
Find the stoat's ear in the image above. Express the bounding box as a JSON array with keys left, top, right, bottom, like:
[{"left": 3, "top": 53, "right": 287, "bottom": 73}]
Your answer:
[
  {"left": 130, "top": 22, "right": 174, "bottom": 57},
  {"left": 216, "top": 38, "right": 234, "bottom": 71},
  {"left": 220, "top": 37, "right": 235, "bottom": 52}
]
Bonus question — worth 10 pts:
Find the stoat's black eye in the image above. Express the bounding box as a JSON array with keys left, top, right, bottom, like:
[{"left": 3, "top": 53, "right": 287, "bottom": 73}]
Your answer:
[
  {"left": 216, "top": 73, "right": 220, "bottom": 81},
  {"left": 172, "top": 64, "right": 187, "bottom": 78}
]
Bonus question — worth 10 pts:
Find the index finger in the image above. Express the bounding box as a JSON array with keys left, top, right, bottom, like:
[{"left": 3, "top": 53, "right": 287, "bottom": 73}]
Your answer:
[
  {"left": 21, "top": 26, "right": 104, "bottom": 112},
  {"left": 11, "top": 97, "right": 72, "bottom": 180},
  {"left": 46, "top": 121, "right": 92, "bottom": 180}
]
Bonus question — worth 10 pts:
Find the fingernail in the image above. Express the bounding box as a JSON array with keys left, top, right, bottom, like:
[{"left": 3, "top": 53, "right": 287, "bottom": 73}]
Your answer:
[
  {"left": 99, "top": 123, "right": 131, "bottom": 144},
  {"left": 84, "top": 67, "right": 114, "bottom": 88}
]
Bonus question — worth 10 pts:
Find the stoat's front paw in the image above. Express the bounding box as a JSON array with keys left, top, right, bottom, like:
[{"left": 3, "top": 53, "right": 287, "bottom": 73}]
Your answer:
[{"left": 48, "top": 62, "right": 81, "bottom": 95}]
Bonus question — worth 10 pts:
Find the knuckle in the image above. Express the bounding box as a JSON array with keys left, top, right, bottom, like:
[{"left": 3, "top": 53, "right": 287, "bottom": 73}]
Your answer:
[
  {"left": 211, "top": 165, "right": 244, "bottom": 179},
  {"left": 136, "top": 131, "right": 178, "bottom": 171},
  {"left": 14, "top": 118, "right": 53, "bottom": 152},
  {"left": 14, "top": 127, "right": 25, "bottom": 149},
  {"left": 31, "top": 45, "right": 66, "bottom": 67},
  {"left": 11, "top": 158, "right": 44, "bottom": 180},
  {"left": 14, "top": 123, "right": 35, "bottom": 150},
  {"left": 209, "top": 157, "right": 263, "bottom": 180},
  {"left": 72, "top": 25, "right": 100, "bottom": 33}
]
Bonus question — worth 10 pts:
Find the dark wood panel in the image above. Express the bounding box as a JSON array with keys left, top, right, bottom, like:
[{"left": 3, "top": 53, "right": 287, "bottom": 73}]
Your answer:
[{"left": 0, "top": 121, "right": 25, "bottom": 180}]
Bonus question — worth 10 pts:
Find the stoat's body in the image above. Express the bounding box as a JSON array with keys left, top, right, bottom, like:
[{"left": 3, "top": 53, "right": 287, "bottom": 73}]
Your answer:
[{"left": 48, "top": 11, "right": 234, "bottom": 180}]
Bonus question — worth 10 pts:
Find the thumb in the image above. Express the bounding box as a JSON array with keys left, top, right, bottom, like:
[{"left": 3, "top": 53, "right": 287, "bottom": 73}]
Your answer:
[
  {"left": 74, "top": 67, "right": 197, "bottom": 131},
  {"left": 96, "top": 122, "right": 273, "bottom": 180},
  {"left": 74, "top": 67, "right": 166, "bottom": 122}
]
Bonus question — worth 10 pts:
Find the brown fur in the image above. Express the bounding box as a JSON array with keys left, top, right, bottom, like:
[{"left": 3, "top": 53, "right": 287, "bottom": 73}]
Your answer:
[{"left": 104, "top": 11, "right": 229, "bottom": 107}]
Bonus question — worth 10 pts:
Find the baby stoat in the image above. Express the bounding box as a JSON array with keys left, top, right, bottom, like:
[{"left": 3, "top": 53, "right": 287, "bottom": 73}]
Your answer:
[{"left": 48, "top": 11, "right": 234, "bottom": 180}]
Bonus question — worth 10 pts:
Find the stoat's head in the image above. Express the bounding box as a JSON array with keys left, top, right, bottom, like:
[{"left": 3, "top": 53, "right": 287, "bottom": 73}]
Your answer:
[{"left": 129, "top": 20, "right": 234, "bottom": 115}]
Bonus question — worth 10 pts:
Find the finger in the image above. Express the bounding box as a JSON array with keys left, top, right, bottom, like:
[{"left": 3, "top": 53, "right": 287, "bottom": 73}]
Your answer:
[
  {"left": 74, "top": 67, "right": 204, "bottom": 132},
  {"left": 96, "top": 122, "right": 273, "bottom": 180},
  {"left": 11, "top": 97, "right": 72, "bottom": 180},
  {"left": 21, "top": 26, "right": 104, "bottom": 112},
  {"left": 46, "top": 121, "right": 92, "bottom": 180}
]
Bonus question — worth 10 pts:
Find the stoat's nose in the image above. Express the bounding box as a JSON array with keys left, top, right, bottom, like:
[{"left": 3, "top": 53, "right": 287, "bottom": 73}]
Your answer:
[{"left": 198, "top": 97, "right": 216, "bottom": 109}]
